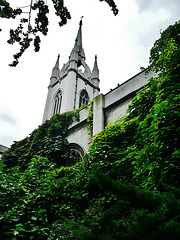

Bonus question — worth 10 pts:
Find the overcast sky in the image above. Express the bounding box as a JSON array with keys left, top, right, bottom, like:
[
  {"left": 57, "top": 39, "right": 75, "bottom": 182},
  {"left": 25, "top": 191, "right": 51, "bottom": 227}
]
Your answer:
[{"left": 0, "top": 0, "right": 179, "bottom": 147}]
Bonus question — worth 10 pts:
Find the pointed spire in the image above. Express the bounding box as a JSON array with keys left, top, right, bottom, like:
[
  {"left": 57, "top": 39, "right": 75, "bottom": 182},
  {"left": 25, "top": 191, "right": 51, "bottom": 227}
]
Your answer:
[
  {"left": 51, "top": 54, "right": 60, "bottom": 78},
  {"left": 55, "top": 54, "right": 60, "bottom": 69},
  {"left": 75, "top": 17, "right": 83, "bottom": 47},
  {"left": 70, "top": 18, "right": 85, "bottom": 61},
  {"left": 92, "top": 55, "right": 99, "bottom": 79}
]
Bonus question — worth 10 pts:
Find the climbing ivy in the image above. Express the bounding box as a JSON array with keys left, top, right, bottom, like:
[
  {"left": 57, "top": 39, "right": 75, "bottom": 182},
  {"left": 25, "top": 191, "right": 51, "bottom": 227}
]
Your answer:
[
  {"left": 87, "top": 100, "right": 94, "bottom": 137},
  {"left": 0, "top": 21, "right": 180, "bottom": 239},
  {"left": 87, "top": 21, "right": 180, "bottom": 191},
  {"left": 74, "top": 104, "right": 88, "bottom": 122},
  {"left": 2, "top": 111, "right": 78, "bottom": 169}
]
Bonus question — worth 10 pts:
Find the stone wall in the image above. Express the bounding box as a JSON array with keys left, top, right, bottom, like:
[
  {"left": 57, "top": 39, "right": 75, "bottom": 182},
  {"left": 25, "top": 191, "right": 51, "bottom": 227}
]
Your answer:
[{"left": 67, "top": 70, "right": 156, "bottom": 153}]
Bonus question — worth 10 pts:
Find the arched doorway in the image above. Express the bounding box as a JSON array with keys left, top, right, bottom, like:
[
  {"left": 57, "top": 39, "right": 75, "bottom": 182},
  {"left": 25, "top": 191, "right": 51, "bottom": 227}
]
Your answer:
[{"left": 66, "top": 143, "right": 84, "bottom": 167}]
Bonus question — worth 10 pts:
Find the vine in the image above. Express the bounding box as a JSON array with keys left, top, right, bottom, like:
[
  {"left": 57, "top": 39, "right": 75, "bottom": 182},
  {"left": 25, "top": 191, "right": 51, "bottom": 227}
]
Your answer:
[
  {"left": 74, "top": 104, "right": 88, "bottom": 122},
  {"left": 0, "top": 21, "right": 179, "bottom": 240},
  {"left": 2, "top": 111, "right": 80, "bottom": 169},
  {"left": 73, "top": 101, "right": 93, "bottom": 138},
  {"left": 87, "top": 100, "right": 94, "bottom": 137}
]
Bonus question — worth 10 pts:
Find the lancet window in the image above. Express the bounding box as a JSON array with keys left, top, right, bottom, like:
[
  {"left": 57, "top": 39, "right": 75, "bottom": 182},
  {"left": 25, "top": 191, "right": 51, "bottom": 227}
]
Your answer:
[
  {"left": 79, "top": 89, "right": 89, "bottom": 108},
  {"left": 53, "top": 90, "right": 62, "bottom": 114}
]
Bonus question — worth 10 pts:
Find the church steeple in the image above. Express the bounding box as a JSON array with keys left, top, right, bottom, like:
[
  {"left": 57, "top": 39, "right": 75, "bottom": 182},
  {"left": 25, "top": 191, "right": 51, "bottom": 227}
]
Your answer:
[
  {"left": 70, "top": 18, "right": 85, "bottom": 63},
  {"left": 43, "top": 20, "right": 100, "bottom": 123}
]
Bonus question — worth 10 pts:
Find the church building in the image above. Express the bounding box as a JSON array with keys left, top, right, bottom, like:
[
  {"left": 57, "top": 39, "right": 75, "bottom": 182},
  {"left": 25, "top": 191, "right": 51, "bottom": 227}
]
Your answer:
[
  {"left": 43, "top": 19, "right": 100, "bottom": 122},
  {"left": 42, "top": 20, "right": 155, "bottom": 160}
]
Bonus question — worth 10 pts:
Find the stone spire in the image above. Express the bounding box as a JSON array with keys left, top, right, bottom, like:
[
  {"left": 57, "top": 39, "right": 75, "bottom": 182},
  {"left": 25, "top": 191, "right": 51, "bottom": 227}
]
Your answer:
[
  {"left": 51, "top": 54, "right": 60, "bottom": 78},
  {"left": 70, "top": 18, "right": 85, "bottom": 62},
  {"left": 49, "top": 54, "right": 60, "bottom": 86},
  {"left": 75, "top": 18, "right": 83, "bottom": 49},
  {"left": 92, "top": 55, "right": 99, "bottom": 79},
  {"left": 92, "top": 55, "right": 100, "bottom": 89}
]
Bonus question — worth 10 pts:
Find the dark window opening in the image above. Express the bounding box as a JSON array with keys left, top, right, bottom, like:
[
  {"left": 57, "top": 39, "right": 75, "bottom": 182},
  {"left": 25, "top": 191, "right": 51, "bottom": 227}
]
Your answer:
[
  {"left": 79, "top": 89, "right": 89, "bottom": 108},
  {"left": 65, "top": 143, "right": 84, "bottom": 167},
  {"left": 65, "top": 149, "right": 82, "bottom": 167}
]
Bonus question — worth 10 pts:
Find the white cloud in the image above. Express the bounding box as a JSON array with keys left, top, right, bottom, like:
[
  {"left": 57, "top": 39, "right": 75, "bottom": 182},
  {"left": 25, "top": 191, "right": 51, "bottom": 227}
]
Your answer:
[{"left": 0, "top": 106, "right": 21, "bottom": 146}]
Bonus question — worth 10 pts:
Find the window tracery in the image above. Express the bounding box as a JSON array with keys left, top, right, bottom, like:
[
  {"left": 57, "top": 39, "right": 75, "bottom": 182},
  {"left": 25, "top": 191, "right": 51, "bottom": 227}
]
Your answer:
[{"left": 79, "top": 89, "right": 89, "bottom": 108}]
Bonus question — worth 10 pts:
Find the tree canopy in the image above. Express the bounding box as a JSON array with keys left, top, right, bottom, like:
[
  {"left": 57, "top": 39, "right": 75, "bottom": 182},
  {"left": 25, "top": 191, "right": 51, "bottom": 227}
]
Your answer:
[
  {"left": 0, "top": 20, "right": 180, "bottom": 239},
  {"left": 0, "top": 0, "right": 118, "bottom": 66}
]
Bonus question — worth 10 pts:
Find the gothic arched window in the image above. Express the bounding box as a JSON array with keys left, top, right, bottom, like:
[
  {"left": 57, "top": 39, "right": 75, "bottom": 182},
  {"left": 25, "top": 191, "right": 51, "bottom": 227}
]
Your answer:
[
  {"left": 79, "top": 89, "right": 89, "bottom": 108},
  {"left": 53, "top": 90, "right": 62, "bottom": 114}
]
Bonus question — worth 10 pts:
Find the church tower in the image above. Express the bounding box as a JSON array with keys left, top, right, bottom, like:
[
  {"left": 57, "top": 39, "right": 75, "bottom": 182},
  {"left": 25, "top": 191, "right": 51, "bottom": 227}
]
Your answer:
[{"left": 42, "top": 20, "right": 100, "bottom": 123}]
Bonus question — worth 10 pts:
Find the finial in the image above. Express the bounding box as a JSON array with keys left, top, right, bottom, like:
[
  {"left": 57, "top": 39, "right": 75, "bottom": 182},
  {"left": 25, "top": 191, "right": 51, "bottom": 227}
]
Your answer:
[
  {"left": 58, "top": 54, "right": 60, "bottom": 59},
  {"left": 80, "top": 16, "right": 84, "bottom": 25}
]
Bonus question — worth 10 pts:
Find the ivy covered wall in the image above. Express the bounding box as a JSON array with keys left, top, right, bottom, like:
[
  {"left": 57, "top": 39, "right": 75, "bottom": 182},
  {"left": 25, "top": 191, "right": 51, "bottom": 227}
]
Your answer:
[{"left": 0, "top": 20, "right": 180, "bottom": 239}]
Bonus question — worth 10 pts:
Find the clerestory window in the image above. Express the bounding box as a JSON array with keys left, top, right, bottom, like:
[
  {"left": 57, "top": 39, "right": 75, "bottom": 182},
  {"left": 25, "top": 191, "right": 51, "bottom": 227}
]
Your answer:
[
  {"left": 53, "top": 90, "right": 62, "bottom": 114},
  {"left": 79, "top": 89, "right": 89, "bottom": 108}
]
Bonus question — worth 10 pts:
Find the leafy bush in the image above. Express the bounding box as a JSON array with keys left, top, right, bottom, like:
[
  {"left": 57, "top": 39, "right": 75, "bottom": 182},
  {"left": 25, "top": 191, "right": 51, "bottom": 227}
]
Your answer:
[
  {"left": 2, "top": 112, "right": 75, "bottom": 169},
  {"left": 88, "top": 21, "right": 180, "bottom": 190}
]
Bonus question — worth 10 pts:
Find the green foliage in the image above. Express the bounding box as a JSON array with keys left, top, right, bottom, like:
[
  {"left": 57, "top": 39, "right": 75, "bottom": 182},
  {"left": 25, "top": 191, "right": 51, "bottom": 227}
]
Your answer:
[
  {"left": 70, "top": 172, "right": 180, "bottom": 240},
  {"left": 0, "top": 0, "right": 13, "bottom": 18},
  {"left": 0, "top": 0, "right": 118, "bottom": 66},
  {"left": 87, "top": 21, "right": 180, "bottom": 190},
  {"left": 1, "top": 21, "right": 180, "bottom": 239},
  {"left": 99, "top": 0, "right": 119, "bottom": 15},
  {"left": 2, "top": 111, "right": 76, "bottom": 169},
  {"left": 74, "top": 103, "right": 88, "bottom": 122},
  {"left": 0, "top": 0, "right": 22, "bottom": 19},
  {"left": 0, "top": 156, "right": 90, "bottom": 239},
  {"left": 87, "top": 100, "right": 94, "bottom": 137},
  {"left": 149, "top": 20, "right": 180, "bottom": 72},
  {"left": 1, "top": 158, "right": 179, "bottom": 239},
  {"left": 87, "top": 118, "right": 137, "bottom": 183}
]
